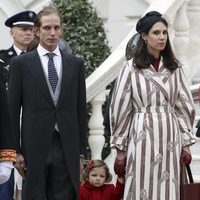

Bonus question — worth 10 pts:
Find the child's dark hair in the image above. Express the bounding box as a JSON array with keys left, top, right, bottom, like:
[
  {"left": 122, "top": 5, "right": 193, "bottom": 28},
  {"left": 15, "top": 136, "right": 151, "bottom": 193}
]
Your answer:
[{"left": 82, "top": 159, "right": 112, "bottom": 183}]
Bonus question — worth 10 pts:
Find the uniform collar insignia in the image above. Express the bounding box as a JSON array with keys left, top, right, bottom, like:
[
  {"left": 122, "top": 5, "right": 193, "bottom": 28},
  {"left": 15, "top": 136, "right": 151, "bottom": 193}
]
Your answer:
[
  {"left": 4, "top": 65, "right": 9, "bottom": 71},
  {"left": 8, "top": 51, "right": 14, "bottom": 55}
]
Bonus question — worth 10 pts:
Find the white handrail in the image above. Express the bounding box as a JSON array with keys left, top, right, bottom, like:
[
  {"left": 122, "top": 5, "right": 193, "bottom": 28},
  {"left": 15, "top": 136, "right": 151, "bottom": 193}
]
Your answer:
[
  {"left": 190, "top": 83, "right": 200, "bottom": 103},
  {"left": 86, "top": 0, "right": 187, "bottom": 103}
]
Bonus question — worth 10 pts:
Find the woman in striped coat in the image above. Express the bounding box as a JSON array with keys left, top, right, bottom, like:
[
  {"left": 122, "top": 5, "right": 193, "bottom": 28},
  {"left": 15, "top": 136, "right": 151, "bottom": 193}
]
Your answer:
[{"left": 110, "top": 11, "right": 195, "bottom": 200}]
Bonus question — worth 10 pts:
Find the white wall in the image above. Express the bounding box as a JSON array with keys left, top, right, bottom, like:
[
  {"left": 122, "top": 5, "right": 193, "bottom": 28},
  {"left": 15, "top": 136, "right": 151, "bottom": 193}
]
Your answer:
[
  {"left": 0, "top": 0, "right": 51, "bottom": 49},
  {"left": 0, "top": 0, "right": 148, "bottom": 50},
  {"left": 91, "top": 0, "right": 148, "bottom": 50}
]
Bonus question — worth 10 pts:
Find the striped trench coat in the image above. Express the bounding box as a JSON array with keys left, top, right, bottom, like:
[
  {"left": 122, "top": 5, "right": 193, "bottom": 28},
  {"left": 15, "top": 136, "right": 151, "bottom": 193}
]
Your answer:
[{"left": 110, "top": 58, "right": 195, "bottom": 200}]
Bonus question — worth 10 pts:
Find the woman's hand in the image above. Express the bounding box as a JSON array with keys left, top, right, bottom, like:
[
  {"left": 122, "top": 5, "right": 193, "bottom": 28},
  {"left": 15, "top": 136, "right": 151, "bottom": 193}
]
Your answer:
[
  {"left": 114, "top": 150, "right": 126, "bottom": 177},
  {"left": 180, "top": 146, "right": 192, "bottom": 165},
  {"left": 114, "top": 157, "right": 126, "bottom": 177}
]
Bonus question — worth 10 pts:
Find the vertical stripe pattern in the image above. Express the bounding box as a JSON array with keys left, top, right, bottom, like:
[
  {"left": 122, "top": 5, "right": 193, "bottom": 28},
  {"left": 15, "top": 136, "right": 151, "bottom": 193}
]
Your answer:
[{"left": 110, "top": 58, "right": 195, "bottom": 200}]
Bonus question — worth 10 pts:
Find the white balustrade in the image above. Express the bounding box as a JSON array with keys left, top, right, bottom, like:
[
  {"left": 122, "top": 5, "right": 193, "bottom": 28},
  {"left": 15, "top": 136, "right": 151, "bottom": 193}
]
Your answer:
[
  {"left": 188, "top": 0, "right": 200, "bottom": 84},
  {"left": 173, "top": 1, "right": 191, "bottom": 79},
  {"left": 88, "top": 90, "right": 106, "bottom": 160}
]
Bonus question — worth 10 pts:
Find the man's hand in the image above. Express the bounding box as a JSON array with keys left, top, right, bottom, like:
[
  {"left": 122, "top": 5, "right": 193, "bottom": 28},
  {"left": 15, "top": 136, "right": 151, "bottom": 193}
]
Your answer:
[
  {"left": 80, "top": 155, "right": 84, "bottom": 170},
  {"left": 14, "top": 154, "right": 26, "bottom": 179},
  {"left": 80, "top": 155, "right": 85, "bottom": 183}
]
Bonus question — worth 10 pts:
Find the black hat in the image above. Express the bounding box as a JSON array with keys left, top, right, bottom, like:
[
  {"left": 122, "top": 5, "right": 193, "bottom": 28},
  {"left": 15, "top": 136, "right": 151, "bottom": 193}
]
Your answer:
[
  {"left": 5, "top": 10, "right": 36, "bottom": 28},
  {"left": 136, "top": 11, "right": 162, "bottom": 33}
]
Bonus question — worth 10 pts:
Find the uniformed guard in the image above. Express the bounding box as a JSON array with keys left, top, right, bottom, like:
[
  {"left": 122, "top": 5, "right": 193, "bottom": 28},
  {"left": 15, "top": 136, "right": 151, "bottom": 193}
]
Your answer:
[
  {"left": 0, "top": 10, "right": 36, "bottom": 88},
  {"left": 0, "top": 10, "right": 36, "bottom": 200}
]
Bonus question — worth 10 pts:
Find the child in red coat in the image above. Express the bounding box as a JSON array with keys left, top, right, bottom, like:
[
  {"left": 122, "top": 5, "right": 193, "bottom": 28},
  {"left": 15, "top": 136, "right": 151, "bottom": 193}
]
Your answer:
[{"left": 79, "top": 159, "right": 124, "bottom": 200}]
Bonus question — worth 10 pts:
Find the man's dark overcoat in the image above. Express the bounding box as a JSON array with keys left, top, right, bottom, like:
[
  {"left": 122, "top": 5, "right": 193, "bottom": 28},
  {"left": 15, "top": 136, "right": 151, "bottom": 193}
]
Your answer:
[{"left": 8, "top": 49, "right": 87, "bottom": 198}]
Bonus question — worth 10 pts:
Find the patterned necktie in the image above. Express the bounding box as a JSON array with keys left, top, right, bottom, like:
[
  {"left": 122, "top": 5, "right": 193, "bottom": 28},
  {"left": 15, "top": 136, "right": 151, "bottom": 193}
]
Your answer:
[{"left": 46, "top": 53, "right": 58, "bottom": 93}]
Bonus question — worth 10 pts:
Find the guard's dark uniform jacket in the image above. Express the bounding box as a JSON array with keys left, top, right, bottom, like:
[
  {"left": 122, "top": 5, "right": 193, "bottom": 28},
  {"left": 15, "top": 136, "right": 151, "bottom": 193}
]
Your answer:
[
  {"left": 0, "top": 46, "right": 17, "bottom": 86},
  {"left": 0, "top": 9, "right": 36, "bottom": 199},
  {"left": 0, "top": 47, "right": 16, "bottom": 200},
  {"left": 0, "top": 75, "right": 16, "bottom": 161}
]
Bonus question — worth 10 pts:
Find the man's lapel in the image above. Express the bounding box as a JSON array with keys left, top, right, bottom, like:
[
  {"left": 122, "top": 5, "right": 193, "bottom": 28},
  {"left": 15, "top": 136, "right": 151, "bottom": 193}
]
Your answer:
[
  {"left": 57, "top": 51, "right": 74, "bottom": 107},
  {"left": 27, "top": 49, "right": 54, "bottom": 106}
]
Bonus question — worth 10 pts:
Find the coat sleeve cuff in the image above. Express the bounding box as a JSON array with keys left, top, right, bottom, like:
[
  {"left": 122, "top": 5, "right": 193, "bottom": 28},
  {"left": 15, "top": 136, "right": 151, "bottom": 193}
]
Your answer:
[
  {"left": 182, "top": 132, "right": 196, "bottom": 147},
  {"left": 0, "top": 149, "right": 16, "bottom": 162},
  {"left": 110, "top": 136, "right": 128, "bottom": 151}
]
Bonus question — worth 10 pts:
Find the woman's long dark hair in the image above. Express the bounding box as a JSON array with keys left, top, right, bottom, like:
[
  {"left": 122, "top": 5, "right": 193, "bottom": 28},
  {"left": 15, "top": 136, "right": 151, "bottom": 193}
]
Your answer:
[{"left": 133, "top": 17, "right": 179, "bottom": 71}]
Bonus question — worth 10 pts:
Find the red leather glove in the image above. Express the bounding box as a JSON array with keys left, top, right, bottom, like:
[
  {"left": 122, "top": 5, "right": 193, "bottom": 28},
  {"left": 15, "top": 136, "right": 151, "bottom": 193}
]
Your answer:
[
  {"left": 114, "top": 157, "right": 126, "bottom": 177},
  {"left": 180, "top": 149, "right": 192, "bottom": 165}
]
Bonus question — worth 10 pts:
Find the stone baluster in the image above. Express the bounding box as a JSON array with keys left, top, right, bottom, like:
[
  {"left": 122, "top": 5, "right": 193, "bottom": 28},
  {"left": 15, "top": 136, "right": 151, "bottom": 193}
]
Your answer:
[
  {"left": 188, "top": 0, "right": 200, "bottom": 37},
  {"left": 173, "top": 1, "right": 190, "bottom": 80},
  {"left": 187, "top": 2, "right": 200, "bottom": 183},
  {"left": 188, "top": 0, "right": 200, "bottom": 85},
  {"left": 88, "top": 90, "right": 106, "bottom": 160}
]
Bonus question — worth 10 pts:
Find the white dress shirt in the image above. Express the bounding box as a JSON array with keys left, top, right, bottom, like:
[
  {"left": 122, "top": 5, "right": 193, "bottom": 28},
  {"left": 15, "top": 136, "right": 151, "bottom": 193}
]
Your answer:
[
  {"left": 13, "top": 45, "right": 25, "bottom": 55},
  {"left": 37, "top": 44, "right": 62, "bottom": 80},
  {"left": 37, "top": 44, "right": 62, "bottom": 132}
]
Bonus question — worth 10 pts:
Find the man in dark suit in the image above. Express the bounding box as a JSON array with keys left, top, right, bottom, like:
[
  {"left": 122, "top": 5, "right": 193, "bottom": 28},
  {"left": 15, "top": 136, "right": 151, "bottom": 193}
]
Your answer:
[
  {"left": 8, "top": 6, "right": 87, "bottom": 200},
  {"left": 0, "top": 10, "right": 36, "bottom": 200}
]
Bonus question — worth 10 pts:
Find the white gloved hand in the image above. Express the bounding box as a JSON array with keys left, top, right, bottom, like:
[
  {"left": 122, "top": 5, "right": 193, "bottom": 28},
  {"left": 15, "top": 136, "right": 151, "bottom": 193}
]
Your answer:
[{"left": 0, "top": 161, "right": 13, "bottom": 184}]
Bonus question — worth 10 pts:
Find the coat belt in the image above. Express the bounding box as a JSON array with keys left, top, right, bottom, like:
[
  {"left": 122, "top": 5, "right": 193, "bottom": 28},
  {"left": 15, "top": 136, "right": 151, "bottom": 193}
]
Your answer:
[{"left": 136, "top": 106, "right": 174, "bottom": 113}]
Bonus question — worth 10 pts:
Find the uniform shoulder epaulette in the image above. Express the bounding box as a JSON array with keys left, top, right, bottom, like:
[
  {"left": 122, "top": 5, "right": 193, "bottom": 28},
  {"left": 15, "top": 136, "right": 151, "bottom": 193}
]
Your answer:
[
  {"left": 0, "top": 47, "right": 15, "bottom": 58},
  {"left": 0, "top": 47, "right": 16, "bottom": 66},
  {"left": 0, "top": 49, "right": 5, "bottom": 53},
  {"left": 0, "top": 49, "right": 6, "bottom": 55}
]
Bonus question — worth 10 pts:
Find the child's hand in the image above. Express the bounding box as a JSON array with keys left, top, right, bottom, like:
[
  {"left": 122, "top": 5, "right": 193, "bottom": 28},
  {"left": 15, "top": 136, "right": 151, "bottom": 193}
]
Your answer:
[
  {"left": 117, "top": 176, "right": 125, "bottom": 184},
  {"left": 114, "top": 157, "right": 126, "bottom": 177}
]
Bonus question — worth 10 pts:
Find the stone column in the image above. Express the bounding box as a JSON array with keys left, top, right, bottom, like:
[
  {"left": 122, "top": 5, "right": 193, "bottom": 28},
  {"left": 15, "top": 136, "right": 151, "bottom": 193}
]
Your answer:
[
  {"left": 188, "top": 0, "right": 200, "bottom": 84},
  {"left": 88, "top": 90, "right": 106, "bottom": 159},
  {"left": 173, "top": 1, "right": 190, "bottom": 78}
]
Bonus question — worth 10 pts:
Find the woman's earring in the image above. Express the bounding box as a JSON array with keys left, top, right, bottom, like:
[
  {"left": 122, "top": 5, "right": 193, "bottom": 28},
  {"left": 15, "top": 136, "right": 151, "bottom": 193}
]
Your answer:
[{"left": 144, "top": 40, "right": 147, "bottom": 44}]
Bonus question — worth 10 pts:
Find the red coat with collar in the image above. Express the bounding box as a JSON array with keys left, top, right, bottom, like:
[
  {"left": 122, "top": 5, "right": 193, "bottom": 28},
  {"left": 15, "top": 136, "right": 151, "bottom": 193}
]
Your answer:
[{"left": 79, "top": 180, "right": 124, "bottom": 200}]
